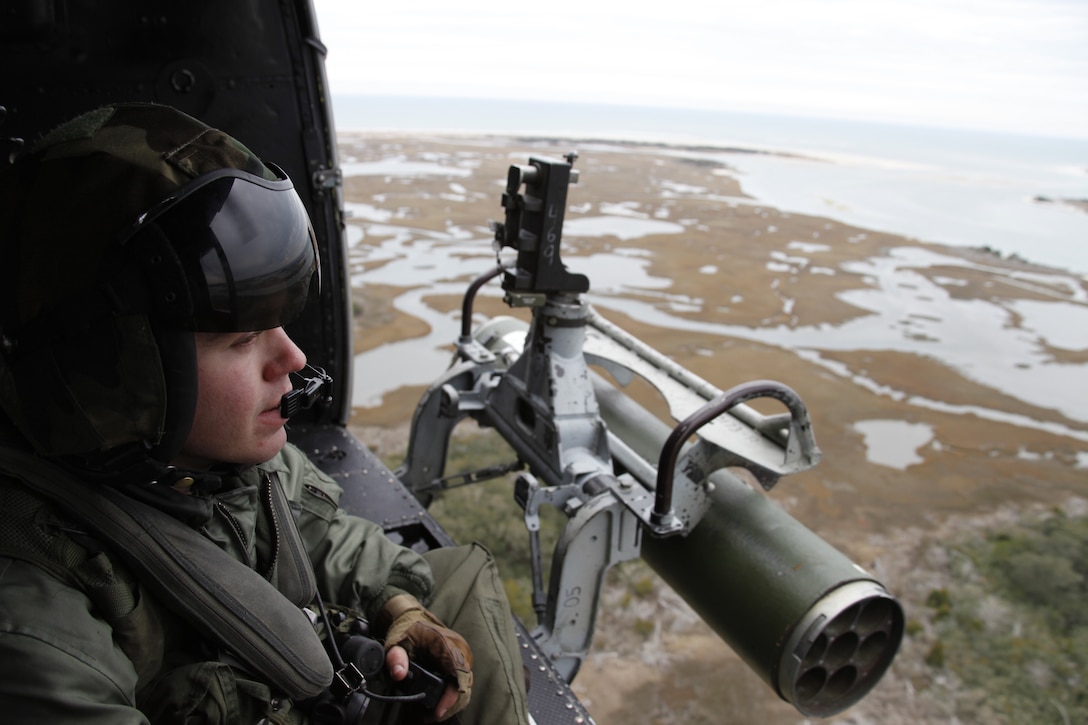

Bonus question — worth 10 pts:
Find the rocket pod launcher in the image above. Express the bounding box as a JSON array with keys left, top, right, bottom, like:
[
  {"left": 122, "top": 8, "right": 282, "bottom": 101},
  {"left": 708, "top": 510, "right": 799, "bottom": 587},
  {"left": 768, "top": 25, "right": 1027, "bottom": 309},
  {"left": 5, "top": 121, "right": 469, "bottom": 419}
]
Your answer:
[{"left": 398, "top": 153, "right": 904, "bottom": 717}]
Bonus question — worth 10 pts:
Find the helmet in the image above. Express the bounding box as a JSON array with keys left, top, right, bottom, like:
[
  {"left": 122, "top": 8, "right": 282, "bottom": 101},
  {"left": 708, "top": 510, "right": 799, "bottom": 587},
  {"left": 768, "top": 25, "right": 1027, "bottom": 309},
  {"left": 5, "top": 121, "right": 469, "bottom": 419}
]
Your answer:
[{"left": 0, "top": 103, "right": 318, "bottom": 467}]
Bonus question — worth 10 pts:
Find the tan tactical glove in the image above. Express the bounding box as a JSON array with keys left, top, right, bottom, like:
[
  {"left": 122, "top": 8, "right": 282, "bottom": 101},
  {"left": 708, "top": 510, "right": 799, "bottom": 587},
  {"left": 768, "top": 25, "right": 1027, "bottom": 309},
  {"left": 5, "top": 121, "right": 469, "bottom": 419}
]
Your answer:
[{"left": 381, "top": 593, "right": 473, "bottom": 721}]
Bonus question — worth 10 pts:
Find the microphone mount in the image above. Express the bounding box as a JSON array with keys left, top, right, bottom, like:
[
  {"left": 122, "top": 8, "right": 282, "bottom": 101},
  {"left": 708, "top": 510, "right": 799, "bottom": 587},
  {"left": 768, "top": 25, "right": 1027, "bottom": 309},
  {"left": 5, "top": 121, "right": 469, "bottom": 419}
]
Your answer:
[{"left": 280, "top": 365, "right": 333, "bottom": 418}]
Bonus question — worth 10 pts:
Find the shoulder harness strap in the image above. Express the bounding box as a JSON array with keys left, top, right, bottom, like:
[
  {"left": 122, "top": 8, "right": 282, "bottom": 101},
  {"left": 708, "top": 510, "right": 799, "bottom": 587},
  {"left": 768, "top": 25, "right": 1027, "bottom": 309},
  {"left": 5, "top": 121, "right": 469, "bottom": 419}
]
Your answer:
[{"left": 0, "top": 446, "right": 333, "bottom": 700}]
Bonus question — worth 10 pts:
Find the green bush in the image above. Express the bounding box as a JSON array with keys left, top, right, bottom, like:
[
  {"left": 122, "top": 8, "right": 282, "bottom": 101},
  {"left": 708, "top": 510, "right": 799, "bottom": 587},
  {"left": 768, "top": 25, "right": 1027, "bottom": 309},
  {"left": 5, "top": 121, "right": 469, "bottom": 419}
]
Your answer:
[
  {"left": 925, "top": 588, "right": 952, "bottom": 620},
  {"left": 929, "top": 510, "right": 1087, "bottom": 722},
  {"left": 982, "top": 514, "right": 1088, "bottom": 635},
  {"left": 631, "top": 575, "right": 657, "bottom": 599},
  {"left": 633, "top": 618, "right": 655, "bottom": 638}
]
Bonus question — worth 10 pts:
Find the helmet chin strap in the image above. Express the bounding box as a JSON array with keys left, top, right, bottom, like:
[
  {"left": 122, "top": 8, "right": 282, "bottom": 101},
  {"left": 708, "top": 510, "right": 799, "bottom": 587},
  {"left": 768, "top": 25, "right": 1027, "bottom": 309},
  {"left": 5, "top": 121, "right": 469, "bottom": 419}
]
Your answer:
[
  {"left": 280, "top": 365, "right": 333, "bottom": 418},
  {"left": 148, "top": 327, "right": 197, "bottom": 463}
]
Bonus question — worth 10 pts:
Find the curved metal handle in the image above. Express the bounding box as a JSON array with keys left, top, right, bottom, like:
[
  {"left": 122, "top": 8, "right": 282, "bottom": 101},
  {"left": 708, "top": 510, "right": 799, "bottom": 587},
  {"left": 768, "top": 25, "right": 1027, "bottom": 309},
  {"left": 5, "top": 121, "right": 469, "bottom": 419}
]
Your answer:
[{"left": 653, "top": 380, "right": 814, "bottom": 524}]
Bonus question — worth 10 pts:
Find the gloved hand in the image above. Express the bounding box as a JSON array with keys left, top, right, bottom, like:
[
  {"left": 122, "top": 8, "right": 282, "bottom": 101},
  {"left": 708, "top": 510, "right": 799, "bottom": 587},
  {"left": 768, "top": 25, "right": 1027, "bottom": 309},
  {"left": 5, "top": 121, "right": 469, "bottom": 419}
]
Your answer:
[{"left": 381, "top": 593, "right": 473, "bottom": 722}]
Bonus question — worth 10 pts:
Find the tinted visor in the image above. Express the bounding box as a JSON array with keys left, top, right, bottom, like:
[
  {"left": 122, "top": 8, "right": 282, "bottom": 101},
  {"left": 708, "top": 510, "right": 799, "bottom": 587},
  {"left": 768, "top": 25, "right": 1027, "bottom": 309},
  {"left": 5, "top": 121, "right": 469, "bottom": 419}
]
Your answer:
[{"left": 125, "top": 166, "right": 318, "bottom": 332}]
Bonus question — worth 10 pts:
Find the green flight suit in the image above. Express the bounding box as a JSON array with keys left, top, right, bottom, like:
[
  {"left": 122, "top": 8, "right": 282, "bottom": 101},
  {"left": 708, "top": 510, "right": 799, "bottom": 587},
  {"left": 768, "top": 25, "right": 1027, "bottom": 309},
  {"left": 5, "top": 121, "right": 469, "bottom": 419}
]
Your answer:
[{"left": 0, "top": 442, "right": 529, "bottom": 724}]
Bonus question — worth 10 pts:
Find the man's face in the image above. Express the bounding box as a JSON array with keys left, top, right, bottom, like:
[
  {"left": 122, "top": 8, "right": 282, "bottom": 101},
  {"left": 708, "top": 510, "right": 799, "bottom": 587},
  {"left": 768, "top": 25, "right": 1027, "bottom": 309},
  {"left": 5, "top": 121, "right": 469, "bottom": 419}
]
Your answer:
[{"left": 173, "top": 327, "right": 306, "bottom": 469}]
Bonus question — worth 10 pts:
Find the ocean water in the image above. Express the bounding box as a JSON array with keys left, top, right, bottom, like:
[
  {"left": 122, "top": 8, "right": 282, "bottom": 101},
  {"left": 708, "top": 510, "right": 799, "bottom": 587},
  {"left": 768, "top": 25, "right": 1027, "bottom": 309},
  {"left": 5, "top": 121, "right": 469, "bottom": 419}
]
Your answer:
[{"left": 333, "top": 95, "right": 1088, "bottom": 274}]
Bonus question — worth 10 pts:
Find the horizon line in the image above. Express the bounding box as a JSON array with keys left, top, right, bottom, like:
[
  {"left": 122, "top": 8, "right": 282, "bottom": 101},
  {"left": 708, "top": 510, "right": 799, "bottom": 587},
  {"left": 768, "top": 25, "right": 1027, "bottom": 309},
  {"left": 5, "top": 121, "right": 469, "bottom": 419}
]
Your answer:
[{"left": 329, "top": 93, "right": 1088, "bottom": 143}]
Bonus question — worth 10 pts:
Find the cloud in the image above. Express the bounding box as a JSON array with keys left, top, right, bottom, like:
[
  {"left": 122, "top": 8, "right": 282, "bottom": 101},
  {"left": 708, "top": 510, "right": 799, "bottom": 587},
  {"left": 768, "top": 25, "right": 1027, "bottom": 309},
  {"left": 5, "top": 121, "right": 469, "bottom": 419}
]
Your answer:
[{"left": 314, "top": 0, "right": 1088, "bottom": 136}]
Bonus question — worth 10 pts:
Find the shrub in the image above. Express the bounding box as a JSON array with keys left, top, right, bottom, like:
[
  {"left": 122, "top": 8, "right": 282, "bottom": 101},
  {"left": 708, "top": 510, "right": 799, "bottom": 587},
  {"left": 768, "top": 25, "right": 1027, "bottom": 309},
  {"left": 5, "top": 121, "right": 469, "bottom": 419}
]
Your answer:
[{"left": 929, "top": 510, "right": 1088, "bottom": 722}]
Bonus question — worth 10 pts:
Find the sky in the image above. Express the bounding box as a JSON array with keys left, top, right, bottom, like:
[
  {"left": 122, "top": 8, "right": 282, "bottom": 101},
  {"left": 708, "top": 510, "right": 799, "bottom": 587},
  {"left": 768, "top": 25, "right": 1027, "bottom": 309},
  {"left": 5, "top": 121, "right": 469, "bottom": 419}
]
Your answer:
[{"left": 313, "top": 0, "right": 1088, "bottom": 138}]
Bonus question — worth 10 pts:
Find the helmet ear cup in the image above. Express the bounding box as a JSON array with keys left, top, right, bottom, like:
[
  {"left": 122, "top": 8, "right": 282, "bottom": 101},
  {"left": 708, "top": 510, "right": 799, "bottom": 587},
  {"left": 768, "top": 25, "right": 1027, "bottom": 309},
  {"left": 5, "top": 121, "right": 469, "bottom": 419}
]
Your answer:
[
  {"left": 0, "top": 313, "right": 169, "bottom": 457},
  {"left": 148, "top": 328, "right": 197, "bottom": 463},
  {"left": 0, "top": 329, "right": 107, "bottom": 455}
]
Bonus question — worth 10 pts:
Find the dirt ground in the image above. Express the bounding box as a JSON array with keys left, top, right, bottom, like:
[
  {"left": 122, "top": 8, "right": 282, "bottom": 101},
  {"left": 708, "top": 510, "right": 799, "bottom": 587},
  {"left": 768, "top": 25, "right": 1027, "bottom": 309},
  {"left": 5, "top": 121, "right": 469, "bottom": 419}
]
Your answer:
[{"left": 343, "top": 135, "right": 1088, "bottom": 724}]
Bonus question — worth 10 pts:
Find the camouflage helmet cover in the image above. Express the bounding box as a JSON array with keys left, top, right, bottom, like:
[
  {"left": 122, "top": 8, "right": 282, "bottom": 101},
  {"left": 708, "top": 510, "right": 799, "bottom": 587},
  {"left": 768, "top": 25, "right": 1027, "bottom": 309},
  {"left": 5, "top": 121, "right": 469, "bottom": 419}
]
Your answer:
[{"left": 0, "top": 103, "right": 318, "bottom": 459}]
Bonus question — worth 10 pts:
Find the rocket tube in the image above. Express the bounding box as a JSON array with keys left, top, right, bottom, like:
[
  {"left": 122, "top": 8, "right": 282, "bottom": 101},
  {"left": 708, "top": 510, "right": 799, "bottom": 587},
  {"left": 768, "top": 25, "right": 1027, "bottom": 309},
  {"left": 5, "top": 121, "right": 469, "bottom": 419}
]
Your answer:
[{"left": 593, "top": 378, "right": 903, "bottom": 717}]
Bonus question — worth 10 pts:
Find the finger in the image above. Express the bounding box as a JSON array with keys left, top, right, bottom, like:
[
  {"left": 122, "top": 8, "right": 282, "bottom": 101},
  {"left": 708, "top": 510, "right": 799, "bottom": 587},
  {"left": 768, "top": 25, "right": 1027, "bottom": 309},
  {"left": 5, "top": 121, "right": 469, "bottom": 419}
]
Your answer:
[
  {"left": 434, "top": 683, "right": 458, "bottom": 721},
  {"left": 385, "top": 645, "right": 409, "bottom": 681}
]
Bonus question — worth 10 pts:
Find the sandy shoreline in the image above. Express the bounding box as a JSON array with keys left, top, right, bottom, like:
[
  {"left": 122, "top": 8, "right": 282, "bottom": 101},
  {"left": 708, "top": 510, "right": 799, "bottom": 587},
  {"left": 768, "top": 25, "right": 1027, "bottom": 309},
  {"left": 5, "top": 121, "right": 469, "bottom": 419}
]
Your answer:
[{"left": 341, "top": 133, "right": 1087, "bottom": 723}]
